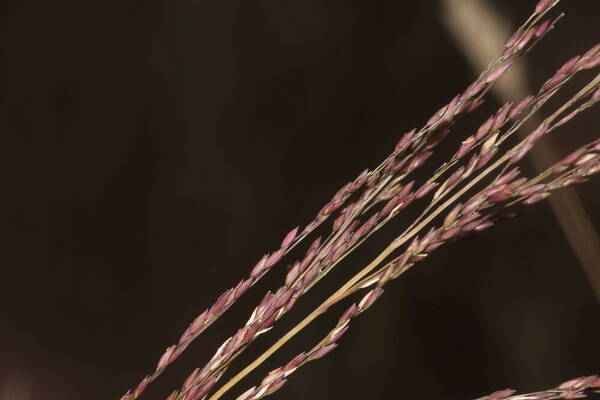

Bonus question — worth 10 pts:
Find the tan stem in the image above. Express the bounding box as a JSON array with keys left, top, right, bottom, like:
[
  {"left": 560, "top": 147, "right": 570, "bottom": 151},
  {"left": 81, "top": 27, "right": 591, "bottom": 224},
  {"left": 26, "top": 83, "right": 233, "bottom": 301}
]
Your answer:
[{"left": 441, "top": 0, "right": 600, "bottom": 301}]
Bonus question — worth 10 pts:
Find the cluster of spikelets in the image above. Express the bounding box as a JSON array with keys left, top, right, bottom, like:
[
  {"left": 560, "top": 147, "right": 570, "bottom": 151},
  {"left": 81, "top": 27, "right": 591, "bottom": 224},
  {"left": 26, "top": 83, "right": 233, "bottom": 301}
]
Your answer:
[{"left": 119, "top": 1, "right": 600, "bottom": 399}]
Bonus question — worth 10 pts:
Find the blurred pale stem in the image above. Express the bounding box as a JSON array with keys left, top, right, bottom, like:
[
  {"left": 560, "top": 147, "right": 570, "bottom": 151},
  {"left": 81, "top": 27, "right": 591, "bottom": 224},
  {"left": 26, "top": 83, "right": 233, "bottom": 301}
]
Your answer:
[{"left": 441, "top": 0, "right": 600, "bottom": 301}]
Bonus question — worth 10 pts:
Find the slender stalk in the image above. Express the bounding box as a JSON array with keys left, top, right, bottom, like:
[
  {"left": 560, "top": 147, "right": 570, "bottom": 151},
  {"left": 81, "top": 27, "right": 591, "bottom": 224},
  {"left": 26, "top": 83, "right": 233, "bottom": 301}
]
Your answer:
[
  {"left": 232, "top": 134, "right": 600, "bottom": 399},
  {"left": 207, "top": 245, "right": 395, "bottom": 400},
  {"left": 207, "top": 71, "right": 600, "bottom": 400},
  {"left": 165, "top": 8, "right": 569, "bottom": 400}
]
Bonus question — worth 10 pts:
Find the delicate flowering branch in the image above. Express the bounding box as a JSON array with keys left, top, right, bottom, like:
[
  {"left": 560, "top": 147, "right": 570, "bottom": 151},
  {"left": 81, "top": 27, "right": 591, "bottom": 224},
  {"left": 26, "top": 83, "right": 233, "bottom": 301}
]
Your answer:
[
  {"left": 476, "top": 375, "right": 600, "bottom": 400},
  {"left": 205, "top": 45, "right": 600, "bottom": 400},
  {"left": 230, "top": 128, "right": 600, "bottom": 399},
  {"left": 162, "top": 11, "right": 572, "bottom": 400},
  {"left": 118, "top": 1, "right": 600, "bottom": 400},
  {"left": 215, "top": 118, "right": 600, "bottom": 400}
]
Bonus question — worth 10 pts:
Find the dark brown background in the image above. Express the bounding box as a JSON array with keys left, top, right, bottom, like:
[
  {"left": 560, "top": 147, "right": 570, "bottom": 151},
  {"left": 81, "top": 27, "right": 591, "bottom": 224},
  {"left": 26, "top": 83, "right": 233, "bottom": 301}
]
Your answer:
[{"left": 1, "top": 1, "right": 599, "bottom": 399}]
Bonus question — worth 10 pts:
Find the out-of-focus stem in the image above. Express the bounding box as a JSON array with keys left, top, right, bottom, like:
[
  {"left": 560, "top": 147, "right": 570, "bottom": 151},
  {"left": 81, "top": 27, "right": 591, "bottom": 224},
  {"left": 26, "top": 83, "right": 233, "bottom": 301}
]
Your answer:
[{"left": 441, "top": 0, "right": 600, "bottom": 301}]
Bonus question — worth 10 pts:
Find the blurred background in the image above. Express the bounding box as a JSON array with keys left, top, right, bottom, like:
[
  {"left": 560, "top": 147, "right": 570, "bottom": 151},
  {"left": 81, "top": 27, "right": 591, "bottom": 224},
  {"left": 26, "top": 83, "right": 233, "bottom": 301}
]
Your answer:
[{"left": 2, "top": 0, "right": 599, "bottom": 399}]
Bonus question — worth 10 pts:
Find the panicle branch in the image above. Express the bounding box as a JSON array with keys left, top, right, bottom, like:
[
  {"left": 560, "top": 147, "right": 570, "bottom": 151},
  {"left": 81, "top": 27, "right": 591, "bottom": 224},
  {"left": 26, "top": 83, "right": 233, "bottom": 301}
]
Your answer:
[{"left": 118, "top": 1, "right": 600, "bottom": 400}]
